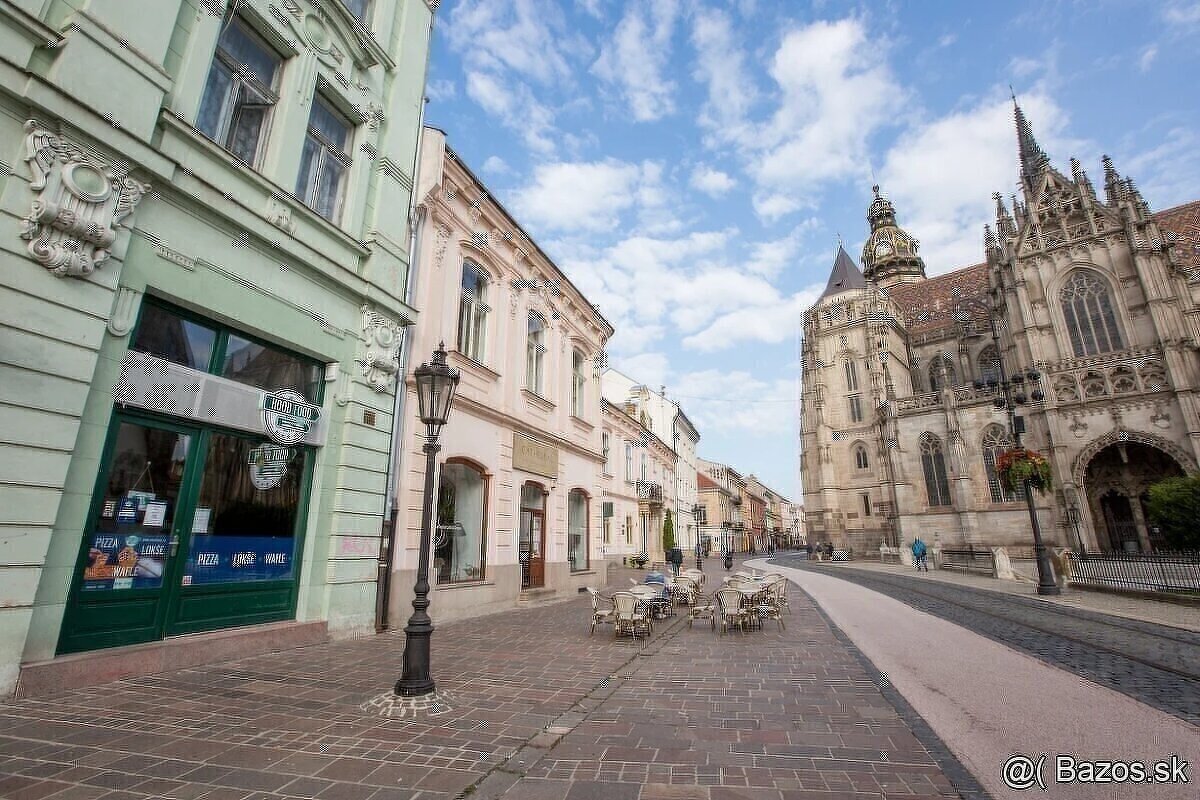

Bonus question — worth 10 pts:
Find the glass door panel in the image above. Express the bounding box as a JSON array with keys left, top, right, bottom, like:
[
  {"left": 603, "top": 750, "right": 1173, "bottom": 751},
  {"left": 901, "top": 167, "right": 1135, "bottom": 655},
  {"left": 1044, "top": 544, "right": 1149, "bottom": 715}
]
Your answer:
[{"left": 59, "top": 420, "right": 194, "bottom": 654}]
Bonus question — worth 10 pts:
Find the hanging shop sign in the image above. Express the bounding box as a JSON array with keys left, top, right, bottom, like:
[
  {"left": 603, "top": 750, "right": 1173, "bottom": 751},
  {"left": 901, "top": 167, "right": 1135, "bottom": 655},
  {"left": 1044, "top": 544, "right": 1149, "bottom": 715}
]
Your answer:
[
  {"left": 260, "top": 389, "right": 321, "bottom": 445},
  {"left": 248, "top": 443, "right": 295, "bottom": 490}
]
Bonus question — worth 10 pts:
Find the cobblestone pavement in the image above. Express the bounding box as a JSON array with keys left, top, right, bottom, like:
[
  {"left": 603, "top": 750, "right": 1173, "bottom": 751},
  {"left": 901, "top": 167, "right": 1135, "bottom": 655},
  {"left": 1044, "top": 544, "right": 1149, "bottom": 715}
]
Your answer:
[
  {"left": 780, "top": 558, "right": 1200, "bottom": 724},
  {"left": 0, "top": 562, "right": 977, "bottom": 800}
]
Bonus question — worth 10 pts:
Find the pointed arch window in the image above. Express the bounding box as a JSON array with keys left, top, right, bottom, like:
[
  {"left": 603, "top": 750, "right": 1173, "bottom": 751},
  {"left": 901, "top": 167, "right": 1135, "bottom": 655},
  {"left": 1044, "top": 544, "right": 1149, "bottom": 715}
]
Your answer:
[
  {"left": 929, "top": 355, "right": 957, "bottom": 392},
  {"left": 981, "top": 425, "right": 1024, "bottom": 503},
  {"left": 844, "top": 360, "right": 859, "bottom": 392},
  {"left": 977, "top": 345, "right": 1001, "bottom": 384},
  {"left": 1060, "top": 271, "right": 1124, "bottom": 357},
  {"left": 920, "top": 433, "right": 952, "bottom": 507},
  {"left": 852, "top": 442, "right": 869, "bottom": 470}
]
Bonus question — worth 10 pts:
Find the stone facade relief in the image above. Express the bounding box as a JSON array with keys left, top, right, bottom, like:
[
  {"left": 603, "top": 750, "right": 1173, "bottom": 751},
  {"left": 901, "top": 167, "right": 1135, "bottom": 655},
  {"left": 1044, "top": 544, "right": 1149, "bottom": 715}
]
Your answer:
[
  {"left": 20, "top": 121, "right": 150, "bottom": 278},
  {"left": 357, "top": 305, "right": 405, "bottom": 392}
]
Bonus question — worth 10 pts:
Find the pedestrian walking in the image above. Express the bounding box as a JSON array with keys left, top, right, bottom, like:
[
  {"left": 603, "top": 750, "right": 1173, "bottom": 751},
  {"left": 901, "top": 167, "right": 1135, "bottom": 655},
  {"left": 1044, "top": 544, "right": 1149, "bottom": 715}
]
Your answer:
[
  {"left": 805, "top": 542, "right": 814, "bottom": 560},
  {"left": 911, "top": 536, "right": 929, "bottom": 572}
]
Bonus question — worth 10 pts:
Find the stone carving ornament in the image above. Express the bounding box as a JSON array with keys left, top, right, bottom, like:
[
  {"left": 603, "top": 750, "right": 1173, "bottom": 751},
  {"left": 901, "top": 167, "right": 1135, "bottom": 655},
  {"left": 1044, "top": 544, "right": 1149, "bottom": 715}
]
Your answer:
[
  {"left": 357, "top": 305, "right": 405, "bottom": 392},
  {"left": 20, "top": 121, "right": 150, "bottom": 278}
]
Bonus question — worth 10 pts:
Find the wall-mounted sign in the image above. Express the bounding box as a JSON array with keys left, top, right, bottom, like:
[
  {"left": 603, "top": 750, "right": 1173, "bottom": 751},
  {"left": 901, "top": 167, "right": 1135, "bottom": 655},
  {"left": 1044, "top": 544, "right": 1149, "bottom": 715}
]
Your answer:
[
  {"left": 261, "top": 389, "right": 321, "bottom": 445},
  {"left": 248, "top": 443, "right": 295, "bottom": 490},
  {"left": 513, "top": 433, "right": 558, "bottom": 478}
]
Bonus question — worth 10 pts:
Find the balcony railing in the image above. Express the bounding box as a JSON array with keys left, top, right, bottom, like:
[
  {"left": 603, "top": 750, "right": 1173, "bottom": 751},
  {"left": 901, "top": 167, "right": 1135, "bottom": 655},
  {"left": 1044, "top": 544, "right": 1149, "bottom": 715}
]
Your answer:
[{"left": 636, "top": 480, "right": 663, "bottom": 504}]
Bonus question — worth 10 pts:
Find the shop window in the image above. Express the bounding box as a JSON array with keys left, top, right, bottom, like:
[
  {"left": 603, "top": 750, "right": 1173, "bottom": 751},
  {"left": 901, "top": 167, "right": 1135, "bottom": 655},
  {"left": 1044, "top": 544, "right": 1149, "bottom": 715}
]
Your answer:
[
  {"left": 196, "top": 16, "right": 281, "bottom": 167},
  {"left": 185, "top": 432, "right": 306, "bottom": 585},
  {"left": 457, "top": 261, "right": 489, "bottom": 362},
  {"left": 296, "top": 95, "right": 352, "bottom": 222},
  {"left": 131, "top": 303, "right": 216, "bottom": 372},
  {"left": 134, "top": 301, "right": 322, "bottom": 405},
  {"left": 568, "top": 489, "right": 589, "bottom": 572},
  {"left": 435, "top": 461, "right": 487, "bottom": 584}
]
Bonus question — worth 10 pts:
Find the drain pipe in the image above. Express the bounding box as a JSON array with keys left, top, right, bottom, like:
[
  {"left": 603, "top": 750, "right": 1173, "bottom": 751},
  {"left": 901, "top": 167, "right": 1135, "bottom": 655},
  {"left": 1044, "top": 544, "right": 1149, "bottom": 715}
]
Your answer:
[{"left": 376, "top": 9, "right": 436, "bottom": 634}]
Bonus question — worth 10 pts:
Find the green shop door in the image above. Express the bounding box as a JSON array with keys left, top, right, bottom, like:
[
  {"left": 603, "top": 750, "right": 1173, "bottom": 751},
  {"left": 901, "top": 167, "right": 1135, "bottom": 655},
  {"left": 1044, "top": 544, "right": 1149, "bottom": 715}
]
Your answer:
[{"left": 59, "top": 415, "right": 311, "bottom": 655}]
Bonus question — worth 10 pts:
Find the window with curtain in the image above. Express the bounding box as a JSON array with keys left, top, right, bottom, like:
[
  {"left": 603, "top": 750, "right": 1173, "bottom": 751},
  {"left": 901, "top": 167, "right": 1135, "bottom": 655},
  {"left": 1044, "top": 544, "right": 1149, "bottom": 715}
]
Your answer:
[
  {"left": 526, "top": 313, "right": 546, "bottom": 394},
  {"left": 434, "top": 462, "right": 486, "bottom": 584},
  {"left": 977, "top": 345, "right": 1001, "bottom": 384},
  {"left": 929, "top": 355, "right": 957, "bottom": 391},
  {"left": 571, "top": 349, "right": 586, "bottom": 417},
  {"left": 982, "top": 425, "right": 1023, "bottom": 503},
  {"left": 853, "top": 443, "right": 869, "bottom": 470},
  {"left": 1060, "top": 271, "right": 1124, "bottom": 357},
  {"left": 196, "top": 17, "right": 281, "bottom": 167},
  {"left": 568, "top": 489, "right": 588, "bottom": 572},
  {"left": 457, "top": 261, "right": 489, "bottom": 362},
  {"left": 920, "top": 433, "right": 952, "bottom": 507},
  {"left": 295, "top": 95, "right": 352, "bottom": 222}
]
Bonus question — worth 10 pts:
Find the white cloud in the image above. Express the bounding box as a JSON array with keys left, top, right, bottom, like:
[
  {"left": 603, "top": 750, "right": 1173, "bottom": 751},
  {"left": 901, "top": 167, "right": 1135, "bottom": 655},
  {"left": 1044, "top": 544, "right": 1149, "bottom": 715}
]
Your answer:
[
  {"left": 691, "top": 7, "right": 758, "bottom": 146},
  {"left": 1123, "top": 126, "right": 1200, "bottom": 210},
  {"left": 751, "top": 19, "right": 904, "bottom": 192},
  {"left": 690, "top": 165, "right": 736, "bottom": 197},
  {"left": 878, "top": 90, "right": 1075, "bottom": 272},
  {"left": 482, "top": 156, "right": 511, "bottom": 175},
  {"left": 426, "top": 79, "right": 456, "bottom": 102},
  {"left": 1163, "top": 1, "right": 1200, "bottom": 26},
  {"left": 613, "top": 352, "right": 671, "bottom": 388},
  {"left": 1138, "top": 44, "right": 1159, "bottom": 72},
  {"left": 592, "top": 0, "right": 680, "bottom": 121},
  {"left": 752, "top": 193, "right": 802, "bottom": 222},
  {"left": 681, "top": 284, "right": 821, "bottom": 352},
  {"left": 464, "top": 70, "right": 559, "bottom": 155},
  {"left": 674, "top": 369, "right": 798, "bottom": 437},
  {"left": 511, "top": 159, "right": 668, "bottom": 232},
  {"left": 743, "top": 224, "right": 816, "bottom": 277}
]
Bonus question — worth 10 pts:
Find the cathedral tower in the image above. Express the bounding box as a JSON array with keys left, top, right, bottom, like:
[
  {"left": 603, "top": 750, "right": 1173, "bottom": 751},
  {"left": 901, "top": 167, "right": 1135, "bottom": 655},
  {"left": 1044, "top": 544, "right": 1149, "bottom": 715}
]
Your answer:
[{"left": 861, "top": 186, "right": 927, "bottom": 289}]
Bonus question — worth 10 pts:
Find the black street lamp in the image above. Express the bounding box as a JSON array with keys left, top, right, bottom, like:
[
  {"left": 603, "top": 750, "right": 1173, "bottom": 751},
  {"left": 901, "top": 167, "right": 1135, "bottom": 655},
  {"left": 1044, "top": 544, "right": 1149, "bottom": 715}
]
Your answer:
[
  {"left": 964, "top": 302, "right": 1060, "bottom": 596},
  {"left": 395, "top": 343, "right": 460, "bottom": 697}
]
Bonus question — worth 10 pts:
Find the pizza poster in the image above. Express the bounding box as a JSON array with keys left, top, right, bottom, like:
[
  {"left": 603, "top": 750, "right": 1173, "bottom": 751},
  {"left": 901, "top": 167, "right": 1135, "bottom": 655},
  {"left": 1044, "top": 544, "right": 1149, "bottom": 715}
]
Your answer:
[
  {"left": 82, "top": 533, "right": 170, "bottom": 591},
  {"left": 183, "top": 535, "right": 294, "bottom": 585}
]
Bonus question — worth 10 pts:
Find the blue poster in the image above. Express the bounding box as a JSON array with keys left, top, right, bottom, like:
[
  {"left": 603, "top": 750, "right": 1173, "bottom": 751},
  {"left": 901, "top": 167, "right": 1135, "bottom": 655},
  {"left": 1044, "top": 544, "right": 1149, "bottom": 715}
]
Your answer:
[
  {"left": 82, "top": 533, "right": 169, "bottom": 590},
  {"left": 183, "top": 535, "right": 295, "bottom": 585}
]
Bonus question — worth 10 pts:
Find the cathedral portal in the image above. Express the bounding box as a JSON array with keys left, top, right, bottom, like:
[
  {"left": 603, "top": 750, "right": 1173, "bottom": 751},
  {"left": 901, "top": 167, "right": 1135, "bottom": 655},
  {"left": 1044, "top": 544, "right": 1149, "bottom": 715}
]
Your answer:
[{"left": 1082, "top": 442, "right": 1185, "bottom": 553}]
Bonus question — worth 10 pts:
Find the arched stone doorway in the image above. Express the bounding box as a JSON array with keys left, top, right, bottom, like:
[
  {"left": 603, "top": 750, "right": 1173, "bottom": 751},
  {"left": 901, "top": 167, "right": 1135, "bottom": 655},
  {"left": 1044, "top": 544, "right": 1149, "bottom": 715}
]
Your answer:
[{"left": 1083, "top": 442, "right": 1184, "bottom": 552}]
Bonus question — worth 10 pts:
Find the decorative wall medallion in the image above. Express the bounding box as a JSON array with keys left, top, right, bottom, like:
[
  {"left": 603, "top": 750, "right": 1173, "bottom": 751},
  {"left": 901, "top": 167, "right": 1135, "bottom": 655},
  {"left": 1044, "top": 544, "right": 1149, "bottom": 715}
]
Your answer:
[
  {"left": 20, "top": 121, "right": 150, "bottom": 278},
  {"left": 107, "top": 287, "right": 141, "bottom": 336},
  {"left": 357, "top": 305, "right": 404, "bottom": 392}
]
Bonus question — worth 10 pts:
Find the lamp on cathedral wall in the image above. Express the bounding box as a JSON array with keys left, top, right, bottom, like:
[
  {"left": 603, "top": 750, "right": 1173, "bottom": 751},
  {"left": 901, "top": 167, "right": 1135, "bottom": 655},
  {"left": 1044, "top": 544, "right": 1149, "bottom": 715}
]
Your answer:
[{"left": 959, "top": 301, "right": 1061, "bottom": 596}]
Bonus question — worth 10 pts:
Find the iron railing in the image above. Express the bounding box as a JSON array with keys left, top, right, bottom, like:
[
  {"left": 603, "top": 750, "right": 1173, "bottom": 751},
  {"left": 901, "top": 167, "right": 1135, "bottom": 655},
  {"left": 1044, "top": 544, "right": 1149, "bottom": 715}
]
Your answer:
[
  {"left": 939, "top": 546, "right": 997, "bottom": 576},
  {"left": 635, "top": 480, "right": 663, "bottom": 503},
  {"left": 1066, "top": 551, "right": 1200, "bottom": 595}
]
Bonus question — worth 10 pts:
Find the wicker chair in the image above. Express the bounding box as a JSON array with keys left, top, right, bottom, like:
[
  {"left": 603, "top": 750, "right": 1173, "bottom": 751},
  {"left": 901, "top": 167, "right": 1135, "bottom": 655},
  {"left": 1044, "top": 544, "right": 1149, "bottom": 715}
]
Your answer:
[
  {"left": 587, "top": 587, "right": 615, "bottom": 636},
  {"left": 688, "top": 590, "right": 716, "bottom": 630},
  {"left": 672, "top": 575, "right": 698, "bottom": 606},
  {"left": 612, "top": 591, "right": 651, "bottom": 641},
  {"left": 716, "top": 587, "right": 749, "bottom": 636},
  {"left": 755, "top": 581, "right": 786, "bottom": 630}
]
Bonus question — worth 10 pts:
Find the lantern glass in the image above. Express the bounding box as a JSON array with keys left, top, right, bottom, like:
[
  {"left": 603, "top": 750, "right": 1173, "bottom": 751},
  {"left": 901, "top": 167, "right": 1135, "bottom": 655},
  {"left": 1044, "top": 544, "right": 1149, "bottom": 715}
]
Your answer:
[{"left": 414, "top": 344, "right": 460, "bottom": 437}]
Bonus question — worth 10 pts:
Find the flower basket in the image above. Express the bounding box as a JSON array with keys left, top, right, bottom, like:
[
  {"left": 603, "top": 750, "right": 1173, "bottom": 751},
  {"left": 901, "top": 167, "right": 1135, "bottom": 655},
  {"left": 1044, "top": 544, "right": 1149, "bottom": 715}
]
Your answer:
[{"left": 997, "top": 447, "right": 1053, "bottom": 495}]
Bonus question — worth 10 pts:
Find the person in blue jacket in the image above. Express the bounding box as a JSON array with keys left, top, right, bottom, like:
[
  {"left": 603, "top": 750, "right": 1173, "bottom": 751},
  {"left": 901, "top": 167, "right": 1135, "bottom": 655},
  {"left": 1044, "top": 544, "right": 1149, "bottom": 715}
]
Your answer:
[{"left": 911, "top": 536, "right": 929, "bottom": 572}]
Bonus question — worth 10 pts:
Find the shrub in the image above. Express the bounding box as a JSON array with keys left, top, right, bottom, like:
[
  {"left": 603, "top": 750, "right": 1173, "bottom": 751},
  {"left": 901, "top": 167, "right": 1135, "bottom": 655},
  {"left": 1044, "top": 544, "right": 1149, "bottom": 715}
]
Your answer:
[{"left": 1145, "top": 474, "right": 1200, "bottom": 551}]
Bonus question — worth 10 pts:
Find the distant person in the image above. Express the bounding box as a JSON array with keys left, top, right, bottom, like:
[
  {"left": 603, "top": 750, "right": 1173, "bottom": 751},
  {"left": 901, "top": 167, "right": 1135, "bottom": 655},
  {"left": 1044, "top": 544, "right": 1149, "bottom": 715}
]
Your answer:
[
  {"left": 805, "top": 542, "right": 813, "bottom": 560},
  {"left": 911, "top": 536, "right": 929, "bottom": 572}
]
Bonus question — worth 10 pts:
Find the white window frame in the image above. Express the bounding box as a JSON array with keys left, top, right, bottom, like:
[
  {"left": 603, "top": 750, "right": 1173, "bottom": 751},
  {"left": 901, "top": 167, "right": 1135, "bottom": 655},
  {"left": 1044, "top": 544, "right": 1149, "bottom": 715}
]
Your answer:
[
  {"left": 526, "top": 312, "right": 546, "bottom": 395},
  {"left": 571, "top": 349, "right": 586, "bottom": 417},
  {"left": 296, "top": 94, "right": 353, "bottom": 223},
  {"left": 457, "top": 261, "right": 489, "bottom": 363},
  {"left": 197, "top": 17, "right": 281, "bottom": 168}
]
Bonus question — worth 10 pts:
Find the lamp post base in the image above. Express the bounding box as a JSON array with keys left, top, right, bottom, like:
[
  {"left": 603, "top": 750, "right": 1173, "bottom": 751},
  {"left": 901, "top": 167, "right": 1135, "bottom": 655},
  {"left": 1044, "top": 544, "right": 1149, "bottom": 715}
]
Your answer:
[
  {"left": 395, "top": 626, "right": 436, "bottom": 697},
  {"left": 1036, "top": 583, "right": 1061, "bottom": 596}
]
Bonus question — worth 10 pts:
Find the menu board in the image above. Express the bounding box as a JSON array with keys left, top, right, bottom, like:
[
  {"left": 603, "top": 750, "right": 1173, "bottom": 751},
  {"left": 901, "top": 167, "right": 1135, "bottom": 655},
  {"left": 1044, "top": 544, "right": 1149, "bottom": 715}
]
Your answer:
[
  {"left": 82, "top": 532, "right": 169, "bottom": 591},
  {"left": 183, "top": 535, "right": 294, "bottom": 585}
]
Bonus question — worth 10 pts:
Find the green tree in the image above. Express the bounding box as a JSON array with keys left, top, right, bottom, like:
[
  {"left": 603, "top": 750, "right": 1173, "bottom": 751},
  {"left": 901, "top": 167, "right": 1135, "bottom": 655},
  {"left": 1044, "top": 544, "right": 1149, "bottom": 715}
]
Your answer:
[
  {"left": 662, "top": 509, "right": 675, "bottom": 554},
  {"left": 1145, "top": 474, "right": 1200, "bottom": 550}
]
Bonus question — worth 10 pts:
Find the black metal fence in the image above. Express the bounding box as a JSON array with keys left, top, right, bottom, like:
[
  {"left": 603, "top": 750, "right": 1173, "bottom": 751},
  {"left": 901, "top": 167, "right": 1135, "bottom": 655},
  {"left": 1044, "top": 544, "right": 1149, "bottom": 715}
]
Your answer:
[
  {"left": 939, "top": 547, "right": 997, "bottom": 576},
  {"left": 1066, "top": 551, "right": 1200, "bottom": 595}
]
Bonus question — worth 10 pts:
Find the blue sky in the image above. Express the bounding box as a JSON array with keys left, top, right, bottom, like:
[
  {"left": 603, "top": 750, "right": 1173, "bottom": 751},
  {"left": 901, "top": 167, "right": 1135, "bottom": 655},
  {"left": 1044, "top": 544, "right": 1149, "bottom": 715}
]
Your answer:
[{"left": 422, "top": 0, "right": 1200, "bottom": 500}]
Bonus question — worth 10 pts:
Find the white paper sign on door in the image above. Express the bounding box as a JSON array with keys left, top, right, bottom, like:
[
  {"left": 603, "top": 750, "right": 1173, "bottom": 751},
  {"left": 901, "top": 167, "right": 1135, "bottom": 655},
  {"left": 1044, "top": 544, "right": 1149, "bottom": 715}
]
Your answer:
[{"left": 142, "top": 501, "right": 168, "bottom": 528}]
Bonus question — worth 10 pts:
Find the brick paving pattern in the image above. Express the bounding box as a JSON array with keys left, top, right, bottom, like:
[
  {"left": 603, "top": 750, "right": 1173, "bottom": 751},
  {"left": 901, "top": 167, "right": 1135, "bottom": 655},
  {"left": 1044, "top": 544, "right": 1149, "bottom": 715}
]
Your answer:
[
  {"left": 787, "top": 559, "right": 1200, "bottom": 724},
  {"left": 0, "top": 564, "right": 970, "bottom": 800}
]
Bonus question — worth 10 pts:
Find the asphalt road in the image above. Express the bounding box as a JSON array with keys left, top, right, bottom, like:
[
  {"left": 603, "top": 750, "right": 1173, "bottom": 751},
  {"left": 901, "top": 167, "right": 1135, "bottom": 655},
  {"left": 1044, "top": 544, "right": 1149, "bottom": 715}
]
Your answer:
[
  {"left": 756, "top": 557, "right": 1199, "bottom": 800},
  {"left": 775, "top": 557, "right": 1200, "bottom": 724}
]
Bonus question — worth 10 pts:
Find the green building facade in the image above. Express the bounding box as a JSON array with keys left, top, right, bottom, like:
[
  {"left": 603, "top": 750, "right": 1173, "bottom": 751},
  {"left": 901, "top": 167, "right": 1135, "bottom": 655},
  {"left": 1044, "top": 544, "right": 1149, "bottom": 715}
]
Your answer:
[{"left": 0, "top": 0, "right": 434, "bottom": 696}]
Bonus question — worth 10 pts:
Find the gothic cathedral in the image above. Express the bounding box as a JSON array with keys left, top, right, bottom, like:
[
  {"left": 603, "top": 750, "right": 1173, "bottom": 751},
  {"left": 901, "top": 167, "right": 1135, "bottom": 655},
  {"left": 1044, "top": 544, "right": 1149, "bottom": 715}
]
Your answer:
[{"left": 800, "top": 102, "right": 1200, "bottom": 556}]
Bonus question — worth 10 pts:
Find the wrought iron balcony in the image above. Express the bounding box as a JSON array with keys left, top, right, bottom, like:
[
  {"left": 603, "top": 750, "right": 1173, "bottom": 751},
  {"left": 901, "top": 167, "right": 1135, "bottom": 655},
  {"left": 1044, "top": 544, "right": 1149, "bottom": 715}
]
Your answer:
[{"left": 636, "top": 480, "right": 663, "bottom": 505}]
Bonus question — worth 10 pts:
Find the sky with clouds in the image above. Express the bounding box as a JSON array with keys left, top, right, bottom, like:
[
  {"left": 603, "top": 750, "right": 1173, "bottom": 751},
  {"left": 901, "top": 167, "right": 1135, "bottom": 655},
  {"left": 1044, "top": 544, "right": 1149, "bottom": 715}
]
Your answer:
[{"left": 423, "top": 0, "right": 1200, "bottom": 500}]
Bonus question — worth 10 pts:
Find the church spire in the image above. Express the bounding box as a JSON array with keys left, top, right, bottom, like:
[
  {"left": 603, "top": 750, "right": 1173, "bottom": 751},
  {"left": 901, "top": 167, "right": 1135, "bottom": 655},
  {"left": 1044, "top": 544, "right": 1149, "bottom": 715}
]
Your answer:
[
  {"left": 820, "top": 245, "right": 866, "bottom": 299},
  {"left": 1013, "top": 95, "right": 1050, "bottom": 185}
]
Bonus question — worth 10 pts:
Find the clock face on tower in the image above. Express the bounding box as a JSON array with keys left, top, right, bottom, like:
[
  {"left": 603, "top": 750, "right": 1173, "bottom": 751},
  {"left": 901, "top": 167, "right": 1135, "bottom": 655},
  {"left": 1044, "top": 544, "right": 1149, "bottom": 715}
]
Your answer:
[{"left": 874, "top": 240, "right": 893, "bottom": 257}]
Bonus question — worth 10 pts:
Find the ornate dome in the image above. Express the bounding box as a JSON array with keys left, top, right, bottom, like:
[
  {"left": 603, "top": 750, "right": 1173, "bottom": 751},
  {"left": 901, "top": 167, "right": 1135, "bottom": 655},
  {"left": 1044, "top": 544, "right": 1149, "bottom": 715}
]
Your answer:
[{"left": 861, "top": 185, "right": 926, "bottom": 288}]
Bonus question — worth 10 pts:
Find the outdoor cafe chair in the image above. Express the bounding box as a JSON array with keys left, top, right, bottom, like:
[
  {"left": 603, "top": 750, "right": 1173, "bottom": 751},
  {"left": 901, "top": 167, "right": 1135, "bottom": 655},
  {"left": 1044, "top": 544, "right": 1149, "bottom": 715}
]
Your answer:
[
  {"left": 672, "top": 575, "right": 698, "bottom": 605},
  {"left": 716, "top": 587, "right": 749, "bottom": 636},
  {"left": 755, "top": 582, "right": 786, "bottom": 630},
  {"left": 688, "top": 591, "right": 717, "bottom": 630},
  {"left": 612, "top": 591, "right": 651, "bottom": 641},
  {"left": 587, "top": 587, "right": 615, "bottom": 636}
]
